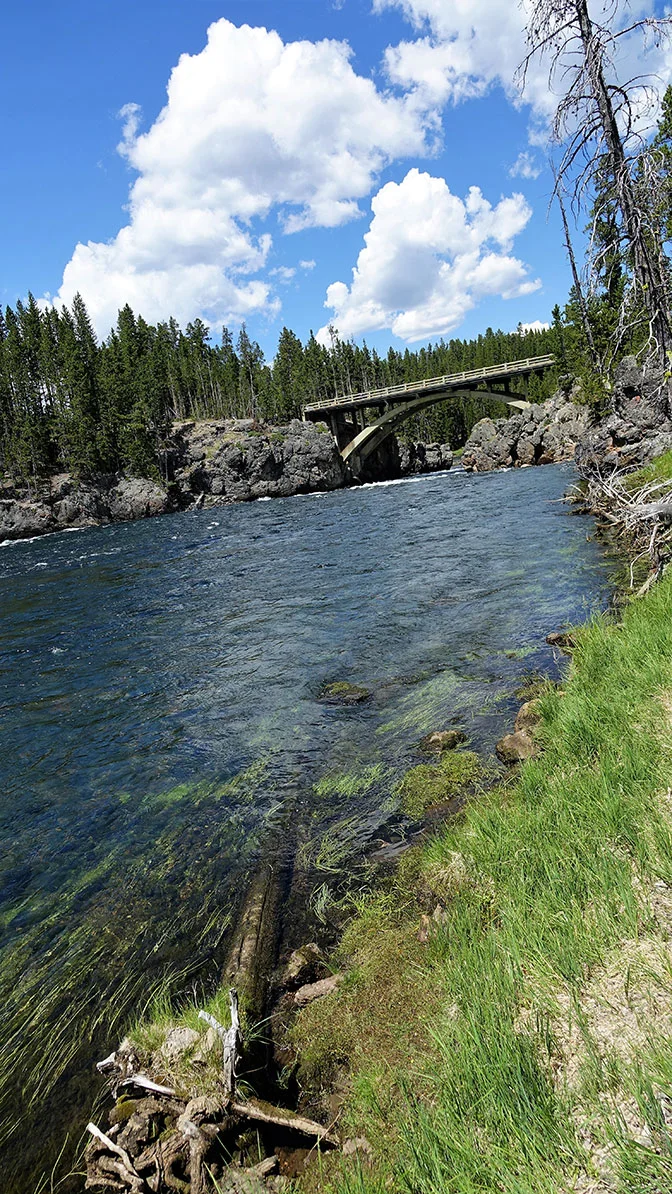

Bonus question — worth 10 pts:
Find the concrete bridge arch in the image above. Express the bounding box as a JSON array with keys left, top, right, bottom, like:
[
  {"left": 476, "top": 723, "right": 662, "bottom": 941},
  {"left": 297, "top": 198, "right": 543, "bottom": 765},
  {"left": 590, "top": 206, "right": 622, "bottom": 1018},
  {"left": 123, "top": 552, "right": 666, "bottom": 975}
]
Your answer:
[{"left": 302, "top": 355, "right": 554, "bottom": 477}]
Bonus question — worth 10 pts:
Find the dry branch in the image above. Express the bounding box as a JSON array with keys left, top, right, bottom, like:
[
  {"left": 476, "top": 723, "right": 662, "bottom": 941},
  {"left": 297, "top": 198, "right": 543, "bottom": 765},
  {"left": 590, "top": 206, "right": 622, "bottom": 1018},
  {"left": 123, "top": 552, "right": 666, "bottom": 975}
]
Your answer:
[{"left": 231, "top": 1098, "right": 339, "bottom": 1145}]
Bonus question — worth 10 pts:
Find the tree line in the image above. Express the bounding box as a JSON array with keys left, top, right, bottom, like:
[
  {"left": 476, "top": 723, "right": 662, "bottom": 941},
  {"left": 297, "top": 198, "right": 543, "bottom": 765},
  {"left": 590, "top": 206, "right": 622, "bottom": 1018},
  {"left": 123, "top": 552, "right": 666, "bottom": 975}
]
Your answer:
[
  {"left": 0, "top": 295, "right": 556, "bottom": 486},
  {"left": 6, "top": 1, "right": 672, "bottom": 489}
]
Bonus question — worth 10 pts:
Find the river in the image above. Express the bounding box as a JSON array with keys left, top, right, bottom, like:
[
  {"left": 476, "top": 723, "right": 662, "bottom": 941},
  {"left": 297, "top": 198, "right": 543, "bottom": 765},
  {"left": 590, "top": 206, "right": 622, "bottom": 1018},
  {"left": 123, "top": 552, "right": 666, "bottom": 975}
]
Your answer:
[{"left": 0, "top": 464, "right": 612, "bottom": 1190}]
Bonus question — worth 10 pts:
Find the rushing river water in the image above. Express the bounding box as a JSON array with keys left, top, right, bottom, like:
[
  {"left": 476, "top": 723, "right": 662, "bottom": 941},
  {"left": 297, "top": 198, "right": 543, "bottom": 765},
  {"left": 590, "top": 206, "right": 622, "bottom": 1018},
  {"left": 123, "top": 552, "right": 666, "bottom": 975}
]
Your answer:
[{"left": 0, "top": 464, "right": 612, "bottom": 1190}]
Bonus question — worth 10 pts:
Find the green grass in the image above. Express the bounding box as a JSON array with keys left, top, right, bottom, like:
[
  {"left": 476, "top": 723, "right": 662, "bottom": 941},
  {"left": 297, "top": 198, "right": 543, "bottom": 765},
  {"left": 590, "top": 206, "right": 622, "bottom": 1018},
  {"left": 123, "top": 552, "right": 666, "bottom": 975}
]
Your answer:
[
  {"left": 624, "top": 448, "right": 672, "bottom": 490},
  {"left": 293, "top": 575, "right": 672, "bottom": 1194}
]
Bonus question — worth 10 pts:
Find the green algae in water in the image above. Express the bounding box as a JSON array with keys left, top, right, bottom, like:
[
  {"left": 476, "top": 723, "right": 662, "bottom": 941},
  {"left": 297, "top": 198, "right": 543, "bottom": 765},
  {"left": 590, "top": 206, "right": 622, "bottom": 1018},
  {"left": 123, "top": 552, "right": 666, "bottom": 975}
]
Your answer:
[
  {"left": 396, "top": 750, "right": 483, "bottom": 817},
  {"left": 314, "top": 764, "right": 386, "bottom": 802}
]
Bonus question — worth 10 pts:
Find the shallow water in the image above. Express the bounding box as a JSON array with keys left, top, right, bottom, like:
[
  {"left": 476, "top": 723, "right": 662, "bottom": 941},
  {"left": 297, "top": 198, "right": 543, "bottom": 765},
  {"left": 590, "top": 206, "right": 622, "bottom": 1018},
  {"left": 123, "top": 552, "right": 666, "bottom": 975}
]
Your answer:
[{"left": 0, "top": 465, "right": 611, "bottom": 1189}]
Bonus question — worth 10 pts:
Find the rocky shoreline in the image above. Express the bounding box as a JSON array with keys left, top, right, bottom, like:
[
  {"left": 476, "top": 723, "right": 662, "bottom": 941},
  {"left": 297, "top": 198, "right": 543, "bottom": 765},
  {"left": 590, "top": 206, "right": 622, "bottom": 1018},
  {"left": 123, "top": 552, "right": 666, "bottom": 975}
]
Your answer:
[
  {"left": 3, "top": 357, "right": 668, "bottom": 544},
  {"left": 0, "top": 420, "right": 454, "bottom": 544}
]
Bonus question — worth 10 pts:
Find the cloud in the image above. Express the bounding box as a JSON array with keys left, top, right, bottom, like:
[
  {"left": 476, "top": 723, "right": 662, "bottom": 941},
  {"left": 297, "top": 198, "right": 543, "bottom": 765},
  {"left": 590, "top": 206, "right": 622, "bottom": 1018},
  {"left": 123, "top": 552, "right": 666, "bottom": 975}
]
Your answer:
[
  {"left": 376, "top": 0, "right": 672, "bottom": 134},
  {"left": 518, "top": 320, "right": 550, "bottom": 333},
  {"left": 50, "top": 18, "right": 434, "bottom": 337},
  {"left": 117, "top": 103, "right": 142, "bottom": 155},
  {"left": 509, "top": 151, "right": 542, "bottom": 181},
  {"left": 299, "top": 259, "right": 316, "bottom": 270},
  {"left": 319, "top": 168, "right": 540, "bottom": 343},
  {"left": 270, "top": 266, "right": 296, "bottom": 282}
]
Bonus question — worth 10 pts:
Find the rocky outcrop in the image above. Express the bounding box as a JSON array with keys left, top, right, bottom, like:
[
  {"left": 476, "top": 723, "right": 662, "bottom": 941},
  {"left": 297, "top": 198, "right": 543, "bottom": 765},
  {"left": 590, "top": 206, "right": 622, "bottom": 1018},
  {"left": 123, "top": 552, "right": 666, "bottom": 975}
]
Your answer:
[
  {"left": 462, "top": 391, "right": 592, "bottom": 472},
  {"left": 575, "top": 356, "right": 672, "bottom": 476},
  {"left": 0, "top": 420, "right": 454, "bottom": 542},
  {"left": 168, "top": 418, "right": 349, "bottom": 504},
  {"left": 0, "top": 474, "right": 170, "bottom": 542},
  {"left": 399, "top": 441, "right": 453, "bottom": 475},
  {"left": 169, "top": 420, "right": 453, "bottom": 502}
]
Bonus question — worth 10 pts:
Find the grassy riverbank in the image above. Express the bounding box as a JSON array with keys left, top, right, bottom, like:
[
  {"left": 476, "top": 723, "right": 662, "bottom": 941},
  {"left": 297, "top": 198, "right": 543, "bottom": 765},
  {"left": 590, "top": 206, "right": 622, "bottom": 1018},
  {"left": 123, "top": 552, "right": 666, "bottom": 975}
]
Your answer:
[{"left": 294, "top": 572, "right": 672, "bottom": 1193}]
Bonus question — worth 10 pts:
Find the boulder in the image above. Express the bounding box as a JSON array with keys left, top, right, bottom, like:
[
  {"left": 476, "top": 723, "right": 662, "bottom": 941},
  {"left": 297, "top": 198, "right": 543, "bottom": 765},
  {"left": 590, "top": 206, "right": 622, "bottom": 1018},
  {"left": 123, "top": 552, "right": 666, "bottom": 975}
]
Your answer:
[
  {"left": 462, "top": 392, "right": 592, "bottom": 473},
  {"left": 496, "top": 730, "right": 536, "bottom": 764},
  {"left": 514, "top": 700, "right": 542, "bottom": 735},
  {"left": 0, "top": 497, "right": 55, "bottom": 541},
  {"left": 170, "top": 418, "right": 349, "bottom": 504},
  {"left": 160, "top": 1025, "right": 199, "bottom": 1063},
  {"left": 546, "top": 631, "right": 576, "bottom": 651},
  {"left": 280, "top": 943, "right": 326, "bottom": 990},
  {"left": 294, "top": 975, "right": 341, "bottom": 1006}
]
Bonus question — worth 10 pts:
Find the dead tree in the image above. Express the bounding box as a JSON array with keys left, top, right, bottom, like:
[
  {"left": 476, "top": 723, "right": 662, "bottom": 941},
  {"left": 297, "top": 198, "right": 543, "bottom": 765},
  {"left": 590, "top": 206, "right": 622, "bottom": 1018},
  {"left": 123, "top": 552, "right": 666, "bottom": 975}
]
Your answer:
[
  {"left": 521, "top": 0, "right": 672, "bottom": 364},
  {"left": 553, "top": 168, "right": 601, "bottom": 372}
]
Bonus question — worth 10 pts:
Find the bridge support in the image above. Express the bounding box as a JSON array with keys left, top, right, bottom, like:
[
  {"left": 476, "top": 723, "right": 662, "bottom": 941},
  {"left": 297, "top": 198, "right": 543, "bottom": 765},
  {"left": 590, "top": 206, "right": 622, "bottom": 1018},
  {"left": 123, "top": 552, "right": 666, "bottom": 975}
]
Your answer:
[{"left": 341, "top": 390, "right": 531, "bottom": 477}]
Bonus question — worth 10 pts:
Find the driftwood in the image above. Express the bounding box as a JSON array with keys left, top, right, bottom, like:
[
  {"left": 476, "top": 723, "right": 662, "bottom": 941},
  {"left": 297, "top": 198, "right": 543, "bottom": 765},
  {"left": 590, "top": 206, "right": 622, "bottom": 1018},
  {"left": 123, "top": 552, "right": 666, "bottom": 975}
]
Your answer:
[
  {"left": 198, "top": 988, "right": 241, "bottom": 1096},
  {"left": 575, "top": 465, "right": 672, "bottom": 590},
  {"left": 86, "top": 1123, "right": 147, "bottom": 1192},
  {"left": 231, "top": 1098, "right": 339, "bottom": 1146},
  {"left": 119, "top": 1075, "right": 177, "bottom": 1098}
]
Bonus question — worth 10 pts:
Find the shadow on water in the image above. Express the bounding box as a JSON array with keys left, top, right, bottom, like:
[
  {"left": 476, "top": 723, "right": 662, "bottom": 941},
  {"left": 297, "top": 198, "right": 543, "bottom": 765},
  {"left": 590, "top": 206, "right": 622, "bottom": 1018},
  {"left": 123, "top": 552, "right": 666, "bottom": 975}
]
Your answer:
[{"left": 0, "top": 465, "right": 614, "bottom": 1191}]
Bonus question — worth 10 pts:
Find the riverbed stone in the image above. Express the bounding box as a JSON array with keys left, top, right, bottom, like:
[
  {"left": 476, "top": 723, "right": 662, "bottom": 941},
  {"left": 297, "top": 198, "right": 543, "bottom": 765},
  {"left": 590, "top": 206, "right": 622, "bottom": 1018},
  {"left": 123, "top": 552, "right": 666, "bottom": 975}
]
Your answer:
[
  {"left": 419, "top": 729, "right": 467, "bottom": 754},
  {"left": 281, "top": 943, "right": 325, "bottom": 990},
  {"left": 294, "top": 975, "right": 341, "bottom": 1006},
  {"left": 546, "top": 631, "right": 576, "bottom": 651},
  {"left": 514, "top": 700, "right": 542, "bottom": 735}
]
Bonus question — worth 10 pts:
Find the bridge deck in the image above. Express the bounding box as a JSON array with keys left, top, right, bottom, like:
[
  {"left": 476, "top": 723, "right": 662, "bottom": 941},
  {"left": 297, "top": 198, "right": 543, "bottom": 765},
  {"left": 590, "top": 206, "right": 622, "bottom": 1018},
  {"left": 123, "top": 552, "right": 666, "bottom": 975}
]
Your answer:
[{"left": 303, "top": 354, "right": 555, "bottom": 417}]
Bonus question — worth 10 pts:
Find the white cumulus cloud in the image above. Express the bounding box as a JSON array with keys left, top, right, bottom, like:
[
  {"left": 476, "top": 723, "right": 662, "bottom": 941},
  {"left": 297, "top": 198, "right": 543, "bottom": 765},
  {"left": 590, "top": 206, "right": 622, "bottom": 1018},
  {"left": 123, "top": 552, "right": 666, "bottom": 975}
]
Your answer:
[
  {"left": 319, "top": 168, "right": 540, "bottom": 343},
  {"left": 51, "top": 19, "right": 434, "bottom": 337},
  {"left": 376, "top": 0, "right": 672, "bottom": 134},
  {"left": 518, "top": 320, "right": 550, "bottom": 333},
  {"left": 509, "top": 151, "right": 542, "bottom": 181}
]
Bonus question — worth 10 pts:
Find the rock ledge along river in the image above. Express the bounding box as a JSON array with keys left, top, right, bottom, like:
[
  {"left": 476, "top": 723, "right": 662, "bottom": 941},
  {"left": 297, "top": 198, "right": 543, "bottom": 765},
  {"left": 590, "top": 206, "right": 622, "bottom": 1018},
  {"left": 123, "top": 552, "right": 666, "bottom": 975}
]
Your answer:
[{"left": 0, "top": 463, "right": 612, "bottom": 1191}]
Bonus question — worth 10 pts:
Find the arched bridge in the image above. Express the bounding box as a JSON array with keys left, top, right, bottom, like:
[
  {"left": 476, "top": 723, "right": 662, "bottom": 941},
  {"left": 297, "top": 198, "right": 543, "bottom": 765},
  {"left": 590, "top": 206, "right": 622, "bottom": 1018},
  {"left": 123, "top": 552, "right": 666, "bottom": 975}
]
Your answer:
[{"left": 303, "top": 354, "right": 555, "bottom": 475}]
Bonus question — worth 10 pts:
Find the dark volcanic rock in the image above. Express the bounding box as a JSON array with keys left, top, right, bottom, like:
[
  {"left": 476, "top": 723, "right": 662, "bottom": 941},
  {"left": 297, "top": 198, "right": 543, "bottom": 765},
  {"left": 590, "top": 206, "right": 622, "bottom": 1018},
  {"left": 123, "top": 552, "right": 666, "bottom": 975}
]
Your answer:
[
  {"left": 0, "top": 474, "right": 170, "bottom": 542},
  {"left": 399, "top": 441, "right": 453, "bottom": 475},
  {"left": 170, "top": 418, "right": 349, "bottom": 504},
  {"left": 575, "top": 356, "right": 672, "bottom": 476},
  {"left": 462, "top": 392, "right": 591, "bottom": 473}
]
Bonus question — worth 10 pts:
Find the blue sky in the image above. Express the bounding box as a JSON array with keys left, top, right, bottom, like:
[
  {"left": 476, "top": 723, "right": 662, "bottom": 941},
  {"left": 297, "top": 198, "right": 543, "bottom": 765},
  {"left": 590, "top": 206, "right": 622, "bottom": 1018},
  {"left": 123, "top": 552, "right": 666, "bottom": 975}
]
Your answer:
[{"left": 2, "top": 0, "right": 669, "bottom": 358}]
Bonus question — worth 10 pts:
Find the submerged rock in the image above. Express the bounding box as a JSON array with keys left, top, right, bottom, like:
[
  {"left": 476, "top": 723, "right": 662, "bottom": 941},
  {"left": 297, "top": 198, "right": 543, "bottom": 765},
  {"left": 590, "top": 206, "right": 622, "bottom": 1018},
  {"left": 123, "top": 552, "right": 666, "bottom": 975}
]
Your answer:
[
  {"left": 280, "top": 943, "right": 326, "bottom": 991},
  {"left": 419, "top": 729, "right": 467, "bottom": 754},
  {"left": 320, "top": 681, "right": 372, "bottom": 705}
]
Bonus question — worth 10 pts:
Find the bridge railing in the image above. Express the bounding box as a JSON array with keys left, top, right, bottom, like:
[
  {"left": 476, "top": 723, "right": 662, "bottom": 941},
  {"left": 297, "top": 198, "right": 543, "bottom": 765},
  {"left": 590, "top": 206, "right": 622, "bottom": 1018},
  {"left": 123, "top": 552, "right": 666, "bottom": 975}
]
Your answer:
[{"left": 303, "top": 354, "right": 555, "bottom": 413}]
